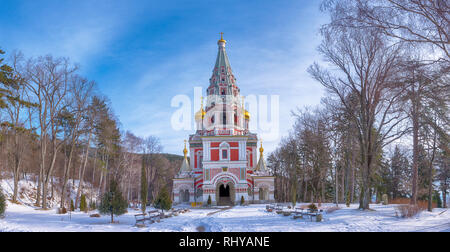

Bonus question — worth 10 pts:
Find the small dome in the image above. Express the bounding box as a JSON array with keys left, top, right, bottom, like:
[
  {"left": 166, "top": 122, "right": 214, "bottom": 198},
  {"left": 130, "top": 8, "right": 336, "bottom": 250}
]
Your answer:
[
  {"left": 244, "top": 109, "right": 250, "bottom": 120},
  {"left": 195, "top": 108, "right": 206, "bottom": 120},
  {"left": 218, "top": 32, "right": 226, "bottom": 45}
]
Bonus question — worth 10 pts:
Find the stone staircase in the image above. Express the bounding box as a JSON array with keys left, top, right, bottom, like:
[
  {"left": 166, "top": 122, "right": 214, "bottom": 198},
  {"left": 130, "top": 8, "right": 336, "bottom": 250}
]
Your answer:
[{"left": 217, "top": 197, "right": 233, "bottom": 206}]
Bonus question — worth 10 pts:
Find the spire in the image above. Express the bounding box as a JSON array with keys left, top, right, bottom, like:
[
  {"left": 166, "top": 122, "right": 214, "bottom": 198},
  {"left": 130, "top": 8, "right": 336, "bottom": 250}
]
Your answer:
[
  {"left": 183, "top": 140, "right": 188, "bottom": 158},
  {"left": 208, "top": 33, "right": 237, "bottom": 95},
  {"left": 256, "top": 139, "right": 267, "bottom": 172},
  {"left": 179, "top": 140, "right": 191, "bottom": 173}
]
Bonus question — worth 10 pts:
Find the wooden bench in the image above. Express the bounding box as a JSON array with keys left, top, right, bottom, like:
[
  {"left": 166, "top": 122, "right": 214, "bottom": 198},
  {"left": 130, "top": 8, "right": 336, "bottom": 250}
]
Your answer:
[
  {"left": 134, "top": 213, "right": 149, "bottom": 226},
  {"left": 293, "top": 209, "right": 323, "bottom": 222},
  {"left": 147, "top": 210, "right": 163, "bottom": 223}
]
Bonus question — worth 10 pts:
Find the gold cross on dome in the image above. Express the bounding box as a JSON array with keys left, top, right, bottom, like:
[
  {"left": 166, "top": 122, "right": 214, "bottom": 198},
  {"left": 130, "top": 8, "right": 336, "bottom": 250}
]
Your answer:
[{"left": 220, "top": 32, "right": 224, "bottom": 39}]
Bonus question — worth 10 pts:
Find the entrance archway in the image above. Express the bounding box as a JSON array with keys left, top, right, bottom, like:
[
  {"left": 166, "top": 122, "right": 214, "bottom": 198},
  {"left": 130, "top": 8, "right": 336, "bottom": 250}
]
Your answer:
[
  {"left": 180, "top": 189, "right": 190, "bottom": 203},
  {"left": 219, "top": 184, "right": 230, "bottom": 197},
  {"left": 216, "top": 182, "right": 234, "bottom": 206}
]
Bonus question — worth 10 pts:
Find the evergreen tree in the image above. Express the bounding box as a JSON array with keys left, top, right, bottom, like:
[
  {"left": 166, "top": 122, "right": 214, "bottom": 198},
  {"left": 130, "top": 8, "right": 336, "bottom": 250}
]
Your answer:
[
  {"left": 80, "top": 194, "right": 87, "bottom": 212},
  {"left": 154, "top": 186, "right": 172, "bottom": 212},
  {"left": 433, "top": 191, "right": 442, "bottom": 208},
  {"left": 70, "top": 199, "right": 75, "bottom": 212},
  {"left": 99, "top": 179, "right": 128, "bottom": 223},
  {"left": 90, "top": 200, "right": 96, "bottom": 210},
  {"left": 140, "top": 154, "right": 148, "bottom": 213},
  {"left": 207, "top": 195, "right": 212, "bottom": 206},
  {"left": 240, "top": 196, "right": 245, "bottom": 205},
  {"left": 0, "top": 187, "right": 6, "bottom": 217}
]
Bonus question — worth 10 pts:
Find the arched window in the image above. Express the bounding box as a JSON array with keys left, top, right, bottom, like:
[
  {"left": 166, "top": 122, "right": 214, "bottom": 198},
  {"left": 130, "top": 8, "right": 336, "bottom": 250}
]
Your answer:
[
  {"left": 197, "top": 151, "right": 203, "bottom": 169},
  {"left": 219, "top": 142, "right": 230, "bottom": 161}
]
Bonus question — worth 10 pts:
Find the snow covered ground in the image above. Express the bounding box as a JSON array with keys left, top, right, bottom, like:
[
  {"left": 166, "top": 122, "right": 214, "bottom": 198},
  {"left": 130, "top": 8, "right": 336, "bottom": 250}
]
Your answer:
[{"left": 1, "top": 202, "right": 449, "bottom": 232}]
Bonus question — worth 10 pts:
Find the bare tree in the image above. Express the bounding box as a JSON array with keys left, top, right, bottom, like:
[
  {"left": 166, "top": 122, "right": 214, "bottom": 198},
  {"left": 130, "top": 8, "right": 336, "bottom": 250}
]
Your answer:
[
  {"left": 25, "top": 56, "right": 77, "bottom": 208},
  {"left": 327, "top": 0, "right": 449, "bottom": 61},
  {"left": 309, "top": 3, "right": 408, "bottom": 208},
  {"left": 59, "top": 75, "right": 94, "bottom": 209}
]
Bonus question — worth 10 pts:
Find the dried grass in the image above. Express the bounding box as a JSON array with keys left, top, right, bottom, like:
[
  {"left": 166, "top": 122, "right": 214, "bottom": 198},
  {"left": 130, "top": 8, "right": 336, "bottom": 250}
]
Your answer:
[
  {"left": 325, "top": 206, "right": 341, "bottom": 214},
  {"left": 395, "top": 204, "right": 424, "bottom": 218}
]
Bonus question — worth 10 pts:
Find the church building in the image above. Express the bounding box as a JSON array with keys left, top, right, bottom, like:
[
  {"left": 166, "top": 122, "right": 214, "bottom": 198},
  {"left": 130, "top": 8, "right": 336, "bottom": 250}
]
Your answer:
[{"left": 172, "top": 34, "right": 275, "bottom": 206}]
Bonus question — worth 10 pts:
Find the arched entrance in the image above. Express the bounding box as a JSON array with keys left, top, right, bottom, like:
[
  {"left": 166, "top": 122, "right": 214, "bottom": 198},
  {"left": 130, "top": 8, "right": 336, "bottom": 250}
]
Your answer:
[
  {"left": 216, "top": 182, "right": 234, "bottom": 206},
  {"left": 220, "top": 184, "right": 230, "bottom": 197},
  {"left": 180, "top": 189, "right": 190, "bottom": 203}
]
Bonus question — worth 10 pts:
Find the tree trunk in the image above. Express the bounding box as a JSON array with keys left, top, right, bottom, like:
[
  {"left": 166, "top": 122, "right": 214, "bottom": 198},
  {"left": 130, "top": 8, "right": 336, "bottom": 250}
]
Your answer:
[
  {"left": 411, "top": 96, "right": 419, "bottom": 205},
  {"left": 61, "top": 142, "right": 76, "bottom": 209},
  {"left": 75, "top": 132, "right": 92, "bottom": 208}
]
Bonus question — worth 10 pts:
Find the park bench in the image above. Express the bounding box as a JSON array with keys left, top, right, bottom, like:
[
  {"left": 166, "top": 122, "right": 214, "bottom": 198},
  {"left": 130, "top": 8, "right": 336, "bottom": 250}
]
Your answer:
[
  {"left": 134, "top": 213, "right": 149, "bottom": 226},
  {"left": 147, "top": 210, "right": 163, "bottom": 223},
  {"left": 134, "top": 209, "right": 164, "bottom": 226},
  {"left": 293, "top": 209, "right": 323, "bottom": 222}
]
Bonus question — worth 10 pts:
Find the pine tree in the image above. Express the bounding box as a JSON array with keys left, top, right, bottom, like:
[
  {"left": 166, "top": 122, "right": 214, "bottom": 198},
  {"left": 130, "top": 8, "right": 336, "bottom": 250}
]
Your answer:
[
  {"left": 207, "top": 195, "right": 212, "bottom": 206},
  {"left": 70, "top": 199, "right": 75, "bottom": 212},
  {"left": 140, "top": 154, "right": 148, "bottom": 213},
  {"left": 154, "top": 186, "right": 172, "bottom": 212},
  {"left": 240, "top": 196, "right": 245, "bottom": 205},
  {"left": 433, "top": 190, "right": 442, "bottom": 208},
  {"left": 99, "top": 179, "right": 128, "bottom": 223},
  {"left": 80, "top": 194, "right": 87, "bottom": 212},
  {"left": 0, "top": 187, "right": 6, "bottom": 217}
]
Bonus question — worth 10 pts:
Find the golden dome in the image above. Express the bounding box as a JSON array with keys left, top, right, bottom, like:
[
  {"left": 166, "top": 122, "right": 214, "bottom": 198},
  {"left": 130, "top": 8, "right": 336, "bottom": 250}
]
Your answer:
[
  {"left": 218, "top": 32, "right": 226, "bottom": 44},
  {"left": 244, "top": 109, "right": 250, "bottom": 120},
  {"left": 195, "top": 108, "right": 206, "bottom": 120},
  {"left": 183, "top": 140, "right": 188, "bottom": 158},
  {"left": 195, "top": 96, "right": 206, "bottom": 120},
  {"left": 259, "top": 140, "right": 264, "bottom": 155}
]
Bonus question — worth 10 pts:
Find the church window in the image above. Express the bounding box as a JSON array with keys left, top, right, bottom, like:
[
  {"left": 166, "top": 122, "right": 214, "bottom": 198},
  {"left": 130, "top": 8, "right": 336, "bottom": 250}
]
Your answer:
[
  {"left": 219, "top": 142, "right": 230, "bottom": 161},
  {"left": 197, "top": 151, "right": 203, "bottom": 169}
]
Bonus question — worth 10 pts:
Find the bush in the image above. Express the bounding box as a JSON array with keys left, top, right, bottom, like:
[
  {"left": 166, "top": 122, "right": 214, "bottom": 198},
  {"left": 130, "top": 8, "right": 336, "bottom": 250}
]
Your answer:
[
  {"left": 395, "top": 204, "right": 423, "bottom": 218},
  {"left": 433, "top": 191, "right": 442, "bottom": 208},
  {"left": 308, "top": 203, "right": 317, "bottom": 211},
  {"left": 80, "top": 194, "right": 87, "bottom": 212},
  {"left": 0, "top": 188, "right": 6, "bottom": 217},
  {"left": 154, "top": 186, "right": 172, "bottom": 212},
  {"left": 240, "top": 196, "right": 245, "bottom": 205},
  {"left": 58, "top": 207, "right": 67, "bottom": 214},
  {"left": 207, "top": 195, "right": 212, "bottom": 206}
]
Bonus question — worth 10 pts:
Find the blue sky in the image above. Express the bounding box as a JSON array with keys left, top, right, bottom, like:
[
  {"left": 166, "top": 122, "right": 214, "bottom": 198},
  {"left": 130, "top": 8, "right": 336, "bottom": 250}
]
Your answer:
[{"left": 1, "top": 0, "right": 328, "bottom": 155}]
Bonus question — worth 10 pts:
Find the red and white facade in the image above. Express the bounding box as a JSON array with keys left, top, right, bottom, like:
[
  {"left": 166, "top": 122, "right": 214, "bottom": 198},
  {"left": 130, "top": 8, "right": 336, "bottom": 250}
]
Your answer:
[{"left": 173, "top": 35, "right": 275, "bottom": 205}]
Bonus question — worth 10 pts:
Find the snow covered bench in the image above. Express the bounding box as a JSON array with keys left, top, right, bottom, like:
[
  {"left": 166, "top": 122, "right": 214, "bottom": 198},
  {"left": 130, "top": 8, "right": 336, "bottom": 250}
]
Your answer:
[
  {"left": 134, "top": 213, "right": 149, "bottom": 226},
  {"left": 293, "top": 209, "right": 323, "bottom": 222},
  {"left": 134, "top": 210, "right": 164, "bottom": 226},
  {"left": 147, "top": 210, "right": 163, "bottom": 223}
]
